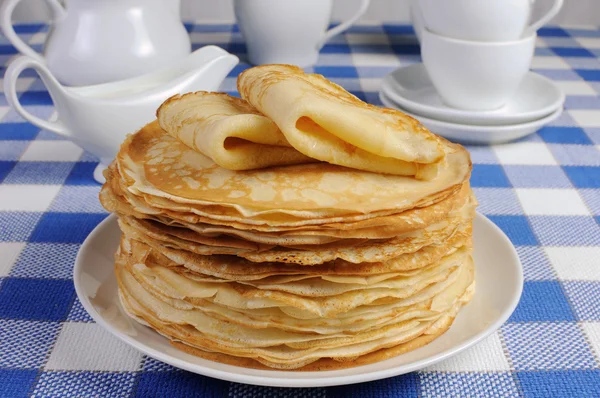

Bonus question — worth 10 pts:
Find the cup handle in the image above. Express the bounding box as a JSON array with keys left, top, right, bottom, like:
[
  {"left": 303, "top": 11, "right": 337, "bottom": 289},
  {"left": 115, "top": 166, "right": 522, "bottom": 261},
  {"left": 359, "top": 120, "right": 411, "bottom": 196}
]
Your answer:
[
  {"left": 4, "top": 56, "right": 71, "bottom": 137},
  {"left": 524, "top": 0, "right": 563, "bottom": 37},
  {"left": 0, "top": 0, "right": 66, "bottom": 62},
  {"left": 317, "top": 0, "right": 371, "bottom": 49}
]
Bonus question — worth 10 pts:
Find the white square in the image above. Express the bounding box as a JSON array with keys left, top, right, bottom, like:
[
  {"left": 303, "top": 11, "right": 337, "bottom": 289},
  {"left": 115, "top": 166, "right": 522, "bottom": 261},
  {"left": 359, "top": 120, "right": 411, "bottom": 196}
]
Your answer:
[
  {"left": 426, "top": 332, "right": 511, "bottom": 371},
  {"left": 531, "top": 57, "right": 571, "bottom": 70},
  {"left": 516, "top": 189, "right": 590, "bottom": 216},
  {"left": 45, "top": 322, "right": 143, "bottom": 371},
  {"left": 28, "top": 32, "right": 47, "bottom": 45},
  {"left": 359, "top": 78, "right": 382, "bottom": 93},
  {"left": 575, "top": 37, "right": 600, "bottom": 49},
  {"left": 0, "top": 106, "right": 10, "bottom": 122},
  {"left": 493, "top": 142, "right": 557, "bottom": 165},
  {"left": 545, "top": 247, "right": 600, "bottom": 280},
  {"left": 582, "top": 322, "right": 600, "bottom": 360},
  {"left": 0, "top": 185, "right": 61, "bottom": 212},
  {"left": 351, "top": 52, "right": 402, "bottom": 67},
  {"left": 554, "top": 81, "right": 597, "bottom": 96},
  {"left": 346, "top": 33, "right": 391, "bottom": 45},
  {"left": 0, "top": 242, "right": 25, "bottom": 277},
  {"left": 189, "top": 32, "right": 232, "bottom": 44},
  {"left": 20, "top": 141, "right": 83, "bottom": 162},
  {"left": 568, "top": 110, "right": 600, "bottom": 127}
]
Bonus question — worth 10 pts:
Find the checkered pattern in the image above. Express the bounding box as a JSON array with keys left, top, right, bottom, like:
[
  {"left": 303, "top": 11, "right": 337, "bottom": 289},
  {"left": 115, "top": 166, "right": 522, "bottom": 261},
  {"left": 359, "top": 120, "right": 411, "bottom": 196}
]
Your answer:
[{"left": 1, "top": 22, "right": 599, "bottom": 397}]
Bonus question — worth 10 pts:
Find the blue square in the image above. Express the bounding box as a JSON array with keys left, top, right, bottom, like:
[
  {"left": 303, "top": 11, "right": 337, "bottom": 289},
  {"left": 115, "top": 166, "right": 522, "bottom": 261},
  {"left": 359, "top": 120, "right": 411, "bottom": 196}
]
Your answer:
[
  {"left": 419, "top": 372, "right": 519, "bottom": 398},
  {"left": 529, "top": 216, "right": 600, "bottom": 246},
  {"left": 504, "top": 165, "right": 573, "bottom": 188},
  {"left": 0, "top": 369, "right": 38, "bottom": 398},
  {"left": 391, "top": 44, "right": 421, "bottom": 55},
  {"left": 538, "top": 127, "right": 593, "bottom": 145},
  {"left": 535, "top": 69, "right": 581, "bottom": 81},
  {"left": 551, "top": 47, "right": 595, "bottom": 58},
  {"left": 18, "top": 91, "right": 53, "bottom": 106},
  {"left": 382, "top": 24, "right": 415, "bottom": 35},
  {"left": 313, "top": 66, "right": 358, "bottom": 78},
  {"left": 227, "top": 63, "right": 251, "bottom": 78},
  {"left": 32, "top": 371, "right": 136, "bottom": 398},
  {"left": 321, "top": 44, "right": 351, "bottom": 54},
  {"left": 328, "top": 373, "right": 419, "bottom": 398},
  {"left": 0, "top": 212, "right": 42, "bottom": 242},
  {"left": 488, "top": 215, "right": 538, "bottom": 246},
  {"left": 503, "top": 323, "right": 595, "bottom": 371},
  {"left": 563, "top": 166, "right": 600, "bottom": 188},
  {"left": 564, "top": 95, "right": 600, "bottom": 110},
  {"left": 470, "top": 164, "right": 511, "bottom": 187},
  {"left": 0, "top": 319, "right": 61, "bottom": 368},
  {"left": 230, "top": 385, "right": 325, "bottom": 398},
  {"left": 29, "top": 212, "right": 107, "bottom": 244},
  {"left": 509, "top": 281, "right": 575, "bottom": 322},
  {"left": 224, "top": 42, "right": 246, "bottom": 55},
  {"left": 538, "top": 27, "right": 570, "bottom": 37},
  {"left": 472, "top": 188, "right": 523, "bottom": 215},
  {"left": 517, "top": 370, "right": 600, "bottom": 398},
  {"left": 14, "top": 23, "right": 44, "bottom": 34},
  {"left": 3, "top": 162, "right": 75, "bottom": 184},
  {"left": 0, "top": 141, "right": 29, "bottom": 161},
  {"left": 66, "top": 296, "right": 93, "bottom": 322},
  {"left": 0, "top": 123, "right": 40, "bottom": 140},
  {"left": 0, "top": 161, "right": 16, "bottom": 182},
  {"left": 11, "top": 243, "right": 79, "bottom": 279},
  {"left": 563, "top": 281, "right": 600, "bottom": 321},
  {"left": 49, "top": 186, "right": 105, "bottom": 213},
  {"left": 64, "top": 162, "right": 101, "bottom": 186},
  {"left": 580, "top": 189, "right": 600, "bottom": 215},
  {"left": 549, "top": 144, "right": 600, "bottom": 166},
  {"left": 517, "top": 246, "right": 555, "bottom": 281},
  {"left": 142, "top": 357, "right": 178, "bottom": 372},
  {"left": 465, "top": 146, "right": 499, "bottom": 164},
  {"left": 134, "top": 371, "right": 229, "bottom": 398},
  {"left": 0, "top": 278, "right": 74, "bottom": 321},
  {"left": 575, "top": 69, "right": 600, "bottom": 82}
]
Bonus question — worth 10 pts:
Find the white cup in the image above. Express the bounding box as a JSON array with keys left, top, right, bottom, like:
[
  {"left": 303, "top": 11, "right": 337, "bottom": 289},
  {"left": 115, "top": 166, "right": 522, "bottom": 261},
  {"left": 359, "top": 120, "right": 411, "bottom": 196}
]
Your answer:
[
  {"left": 418, "top": 0, "right": 563, "bottom": 41},
  {"left": 421, "top": 29, "right": 536, "bottom": 111},
  {"left": 234, "top": 0, "right": 370, "bottom": 67}
]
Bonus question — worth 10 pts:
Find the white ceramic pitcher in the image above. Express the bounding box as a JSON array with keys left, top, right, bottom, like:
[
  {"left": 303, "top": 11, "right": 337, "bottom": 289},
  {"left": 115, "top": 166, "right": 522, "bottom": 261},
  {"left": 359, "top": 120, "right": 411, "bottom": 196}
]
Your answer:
[
  {"left": 4, "top": 46, "right": 238, "bottom": 183},
  {"left": 0, "top": 0, "right": 191, "bottom": 86}
]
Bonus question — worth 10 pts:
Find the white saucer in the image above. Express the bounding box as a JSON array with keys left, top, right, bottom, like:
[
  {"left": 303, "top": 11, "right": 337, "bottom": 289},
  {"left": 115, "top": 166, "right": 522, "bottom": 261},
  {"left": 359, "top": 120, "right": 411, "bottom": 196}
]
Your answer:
[
  {"left": 380, "top": 92, "right": 562, "bottom": 145},
  {"left": 381, "top": 64, "right": 564, "bottom": 126},
  {"left": 74, "top": 213, "right": 522, "bottom": 387}
]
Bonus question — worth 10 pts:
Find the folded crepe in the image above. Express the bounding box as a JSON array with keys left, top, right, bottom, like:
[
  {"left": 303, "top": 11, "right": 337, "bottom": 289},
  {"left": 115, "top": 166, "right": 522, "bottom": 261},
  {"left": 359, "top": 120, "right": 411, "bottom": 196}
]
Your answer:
[
  {"left": 158, "top": 65, "right": 446, "bottom": 179},
  {"left": 157, "top": 92, "right": 312, "bottom": 170}
]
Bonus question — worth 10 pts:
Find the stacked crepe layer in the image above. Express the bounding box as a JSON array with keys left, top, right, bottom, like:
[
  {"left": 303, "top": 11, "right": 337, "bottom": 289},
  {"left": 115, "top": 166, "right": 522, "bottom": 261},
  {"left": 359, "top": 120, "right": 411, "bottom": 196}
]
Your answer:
[{"left": 100, "top": 65, "right": 476, "bottom": 370}]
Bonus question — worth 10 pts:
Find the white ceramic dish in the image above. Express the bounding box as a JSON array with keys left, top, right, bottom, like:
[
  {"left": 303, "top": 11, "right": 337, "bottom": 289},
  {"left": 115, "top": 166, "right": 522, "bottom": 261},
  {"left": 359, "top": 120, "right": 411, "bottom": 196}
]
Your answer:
[
  {"left": 381, "top": 64, "right": 564, "bottom": 126},
  {"left": 380, "top": 92, "right": 562, "bottom": 145},
  {"left": 74, "top": 213, "right": 522, "bottom": 387}
]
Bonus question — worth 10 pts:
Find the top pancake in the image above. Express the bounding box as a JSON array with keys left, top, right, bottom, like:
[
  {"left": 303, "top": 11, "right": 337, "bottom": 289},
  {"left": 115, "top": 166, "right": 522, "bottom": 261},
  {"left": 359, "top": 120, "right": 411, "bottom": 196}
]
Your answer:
[{"left": 117, "top": 121, "right": 471, "bottom": 224}]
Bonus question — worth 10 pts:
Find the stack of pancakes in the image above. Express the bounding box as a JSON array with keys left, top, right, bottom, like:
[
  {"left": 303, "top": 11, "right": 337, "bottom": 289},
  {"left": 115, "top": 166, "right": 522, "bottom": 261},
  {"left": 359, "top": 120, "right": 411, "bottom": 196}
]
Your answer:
[{"left": 100, "top": 65, "right": 475, "bottom": 370}]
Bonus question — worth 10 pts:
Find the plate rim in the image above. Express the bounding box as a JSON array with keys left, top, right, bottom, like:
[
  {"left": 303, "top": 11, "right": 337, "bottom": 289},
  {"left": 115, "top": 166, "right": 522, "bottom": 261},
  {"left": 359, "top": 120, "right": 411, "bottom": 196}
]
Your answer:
[
  {"left": 74, "top": 212, "right": 523, "bottom": 388},
  {"left": 381, "top": 64, "right": 565, "bottom": 125}
]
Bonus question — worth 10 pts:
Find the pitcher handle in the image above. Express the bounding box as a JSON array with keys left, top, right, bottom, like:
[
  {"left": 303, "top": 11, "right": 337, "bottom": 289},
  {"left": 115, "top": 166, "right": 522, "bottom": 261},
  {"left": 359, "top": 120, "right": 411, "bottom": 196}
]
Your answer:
[
  {"left": 4, "top": 56, "right": 71, "bottom": 137},
  {"left": 523, "top": 0, "right": 563, "bottom": 37},
  {"left": 317, "top": 0, "right": 371, "bottom": 49},
  {"left": 0, "top": 0, "right": 66, "bottom": 62}
]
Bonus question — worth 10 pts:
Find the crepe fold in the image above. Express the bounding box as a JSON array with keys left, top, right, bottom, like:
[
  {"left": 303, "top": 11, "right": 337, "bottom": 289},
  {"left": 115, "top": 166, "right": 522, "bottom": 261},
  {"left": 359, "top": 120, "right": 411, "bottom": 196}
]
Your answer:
[{"left": 158, "top": 65, "right": 446, "bottom": 179}]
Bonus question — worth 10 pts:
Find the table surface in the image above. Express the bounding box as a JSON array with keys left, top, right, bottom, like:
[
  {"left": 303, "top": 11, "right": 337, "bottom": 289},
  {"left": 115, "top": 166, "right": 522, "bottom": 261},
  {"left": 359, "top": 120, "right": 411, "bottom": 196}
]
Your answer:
[{"left": 1, "top": 22, "right": 600, "bottom": 398}]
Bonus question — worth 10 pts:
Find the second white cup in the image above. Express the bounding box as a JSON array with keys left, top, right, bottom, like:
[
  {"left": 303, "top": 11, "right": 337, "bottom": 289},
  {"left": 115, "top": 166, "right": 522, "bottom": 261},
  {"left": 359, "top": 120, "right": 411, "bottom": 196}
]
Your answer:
[{"left": 421, "top": 29, "right": 536, "bottom": 111}]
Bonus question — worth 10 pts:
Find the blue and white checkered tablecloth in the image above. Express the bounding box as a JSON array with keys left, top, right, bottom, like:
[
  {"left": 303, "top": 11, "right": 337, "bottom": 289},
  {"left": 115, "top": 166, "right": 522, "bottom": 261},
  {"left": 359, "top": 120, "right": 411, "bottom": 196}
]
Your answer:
[{"left": 1, "top": 22, "right": 600, "bottom": 397}]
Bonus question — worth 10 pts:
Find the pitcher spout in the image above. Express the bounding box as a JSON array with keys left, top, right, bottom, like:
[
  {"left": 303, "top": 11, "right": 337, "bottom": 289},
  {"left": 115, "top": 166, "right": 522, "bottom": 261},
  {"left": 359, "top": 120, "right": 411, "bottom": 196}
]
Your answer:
[{"left": 183, "top": 46, "right": 239, "bottom": 93}]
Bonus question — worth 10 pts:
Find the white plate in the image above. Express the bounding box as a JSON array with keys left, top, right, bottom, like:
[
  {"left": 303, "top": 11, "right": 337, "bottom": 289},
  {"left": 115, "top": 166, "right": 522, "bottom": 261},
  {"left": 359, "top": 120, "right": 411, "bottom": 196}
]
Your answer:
[
  {"left": 380, "top": 92, "right": 562, "bottom": 145},
  {"left": 381, "top": 64, "right": 564, "bottom": 126},
  {"left": 74, "top": 213, "right": 523, "bottom": 388}
]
